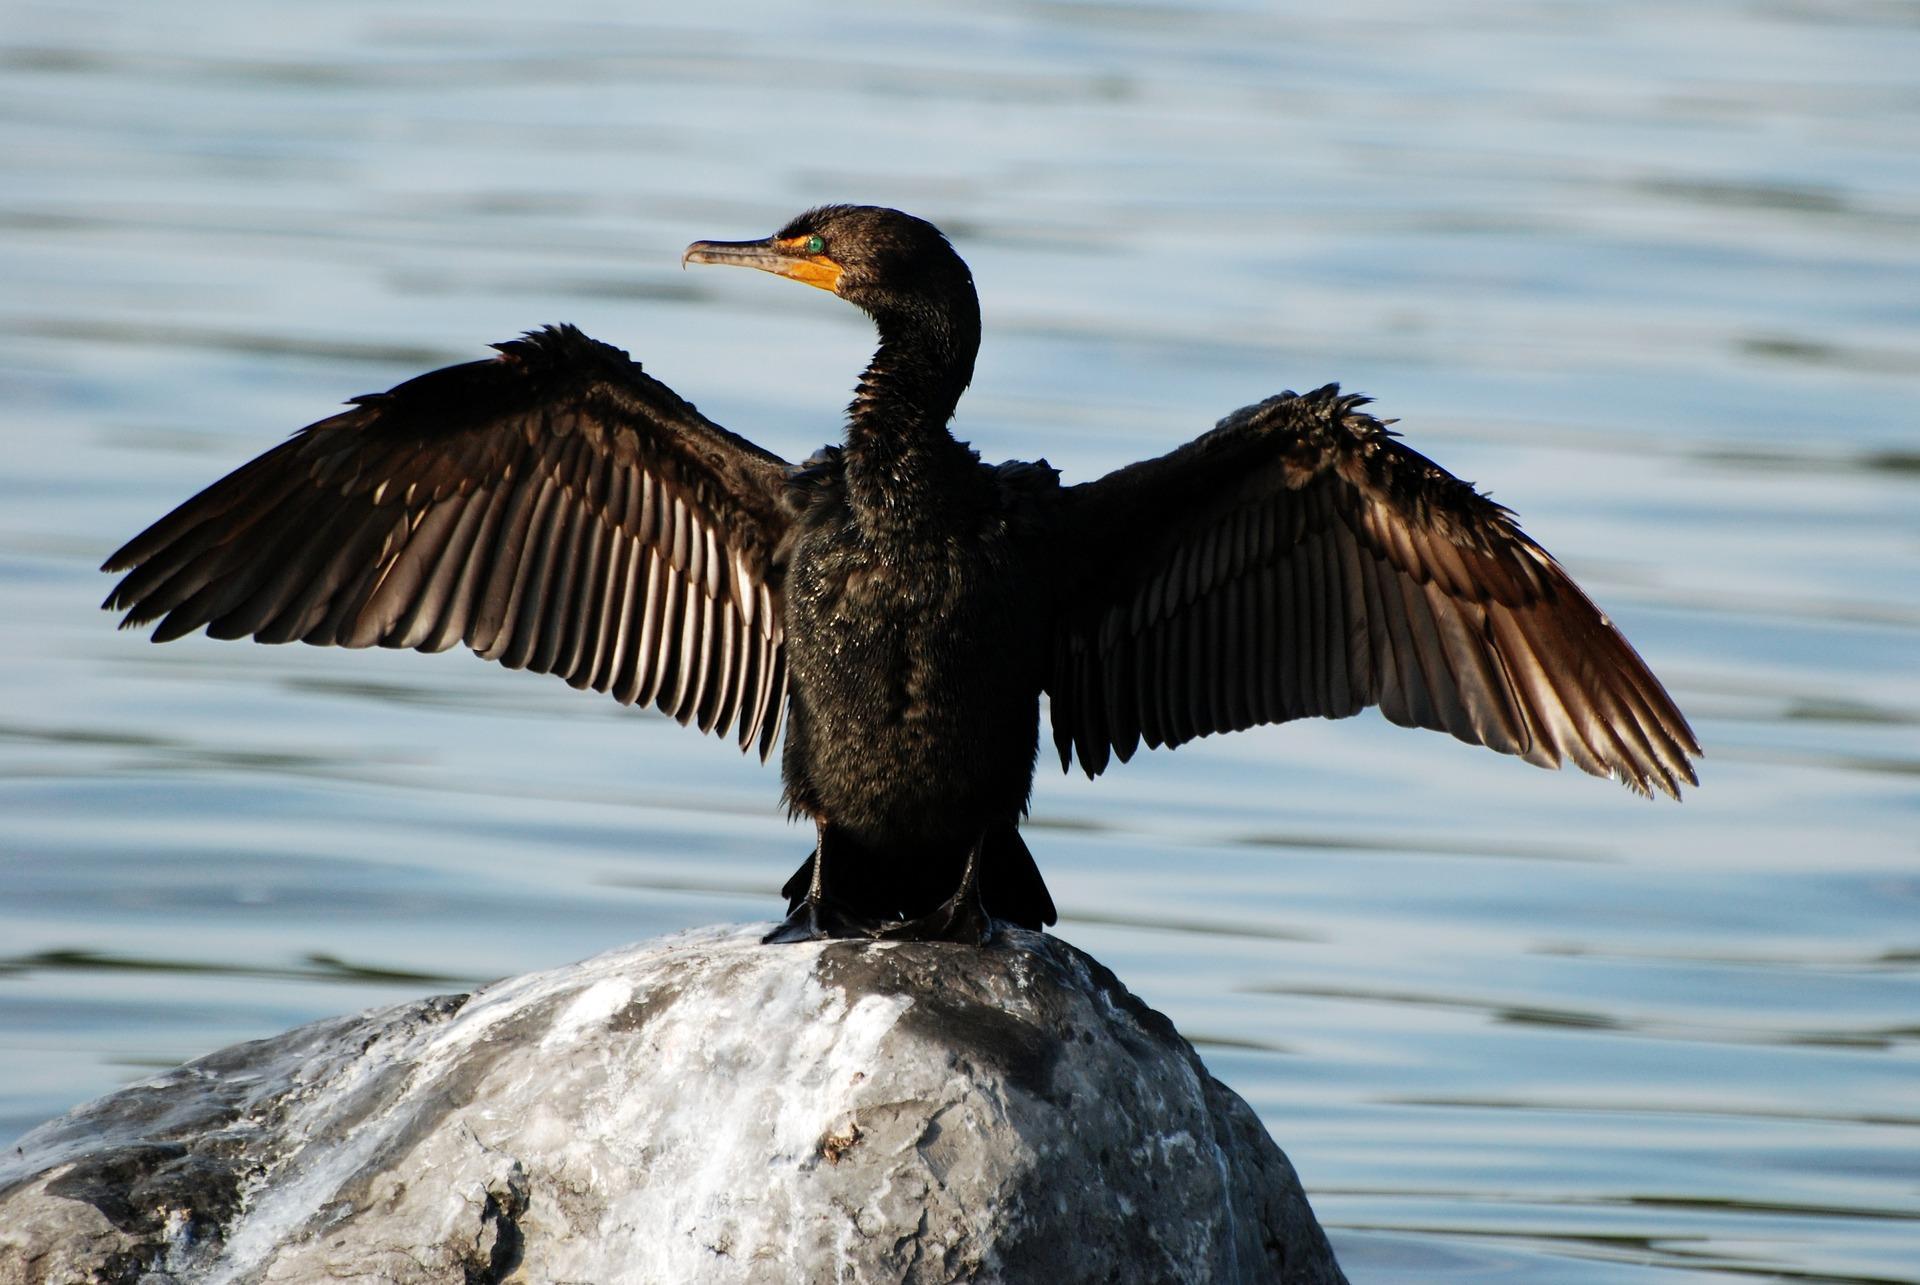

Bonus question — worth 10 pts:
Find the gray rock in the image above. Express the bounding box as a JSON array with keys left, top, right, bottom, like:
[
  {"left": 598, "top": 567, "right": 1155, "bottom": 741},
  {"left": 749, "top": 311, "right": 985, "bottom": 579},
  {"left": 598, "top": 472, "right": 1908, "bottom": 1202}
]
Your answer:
[{"left": 0, "top": 926, "right": 1347, "bottom": 1285}]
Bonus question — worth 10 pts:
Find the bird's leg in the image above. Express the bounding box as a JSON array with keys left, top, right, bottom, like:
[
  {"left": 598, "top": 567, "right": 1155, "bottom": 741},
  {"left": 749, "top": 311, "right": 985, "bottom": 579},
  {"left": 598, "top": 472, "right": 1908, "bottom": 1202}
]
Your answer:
[
  {"left": 763, "top": 821, "right": 888, "bottom": 943},
  {"left": 880, "top": 833, "right": 996, "bottom": 946}
]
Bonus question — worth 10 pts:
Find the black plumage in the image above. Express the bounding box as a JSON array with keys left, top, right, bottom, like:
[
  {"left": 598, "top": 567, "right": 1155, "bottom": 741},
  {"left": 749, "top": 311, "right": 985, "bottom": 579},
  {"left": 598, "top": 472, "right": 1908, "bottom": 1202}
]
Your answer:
[{"left": 103, "top": 204, "right": 1700, "bottom": 943}]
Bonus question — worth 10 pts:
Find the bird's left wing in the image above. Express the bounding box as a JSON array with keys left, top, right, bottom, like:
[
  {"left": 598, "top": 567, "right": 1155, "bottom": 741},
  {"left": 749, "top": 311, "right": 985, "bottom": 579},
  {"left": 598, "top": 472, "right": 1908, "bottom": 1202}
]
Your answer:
[
  {"left": 1045, "top": 386, "right": 1699, "bottom": 796},
  {"left": 104, "top": 325, "right": 794, "bottom": 757}
]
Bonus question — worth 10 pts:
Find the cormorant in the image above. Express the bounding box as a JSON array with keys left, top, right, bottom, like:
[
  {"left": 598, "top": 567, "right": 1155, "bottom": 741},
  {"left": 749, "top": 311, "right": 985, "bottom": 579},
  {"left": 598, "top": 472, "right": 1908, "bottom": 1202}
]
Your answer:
[{"left": 102, "top": 204, "right": 1700, "bottom": 944}]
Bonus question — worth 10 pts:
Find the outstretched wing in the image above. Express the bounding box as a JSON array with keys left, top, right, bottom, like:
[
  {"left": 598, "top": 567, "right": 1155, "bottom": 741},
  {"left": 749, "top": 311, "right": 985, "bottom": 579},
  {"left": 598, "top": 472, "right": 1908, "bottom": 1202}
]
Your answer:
[
  {"left": 103, "top": 325, "right": 793, "bottom": 758},
  {"left": 1046, "top": 386, "right": 1699, "bottom": 797}
]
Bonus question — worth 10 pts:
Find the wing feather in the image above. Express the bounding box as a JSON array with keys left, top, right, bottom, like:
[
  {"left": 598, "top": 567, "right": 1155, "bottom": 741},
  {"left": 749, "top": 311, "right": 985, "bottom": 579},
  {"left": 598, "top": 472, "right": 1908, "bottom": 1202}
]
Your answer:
[
  {"left": 104, "top": 325, "right": 793, "bottom": 758},
  {"left": 1048, "top": 385, "right": 1699, "bottom": 797},
  {"left": 421, "top": 481, "right": 510, "bottom": 654}
]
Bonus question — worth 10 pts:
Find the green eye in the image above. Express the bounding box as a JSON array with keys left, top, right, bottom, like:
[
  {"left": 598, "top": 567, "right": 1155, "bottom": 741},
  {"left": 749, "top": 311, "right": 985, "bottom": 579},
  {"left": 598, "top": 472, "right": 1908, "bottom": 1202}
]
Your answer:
[{"left": 804, "top": 234, "right": 826, "bottom": 255}]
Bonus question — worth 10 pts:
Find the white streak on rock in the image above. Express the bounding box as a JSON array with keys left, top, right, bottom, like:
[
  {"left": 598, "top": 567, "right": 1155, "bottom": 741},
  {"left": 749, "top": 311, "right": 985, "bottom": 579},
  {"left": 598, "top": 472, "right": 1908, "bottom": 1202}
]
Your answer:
[{"left": 542, "top": 977, "right": 635, "bottom": 1049}]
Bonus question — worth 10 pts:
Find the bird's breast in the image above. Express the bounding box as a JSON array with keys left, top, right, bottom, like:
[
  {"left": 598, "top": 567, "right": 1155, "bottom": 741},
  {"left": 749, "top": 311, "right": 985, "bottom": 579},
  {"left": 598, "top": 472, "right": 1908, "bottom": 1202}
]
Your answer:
[
  {"left": 778, "top": 506, "right": 1048, "bottom": 839},
  {"left": 785, "top": 515, "right": 1034, "bottom": 705}
]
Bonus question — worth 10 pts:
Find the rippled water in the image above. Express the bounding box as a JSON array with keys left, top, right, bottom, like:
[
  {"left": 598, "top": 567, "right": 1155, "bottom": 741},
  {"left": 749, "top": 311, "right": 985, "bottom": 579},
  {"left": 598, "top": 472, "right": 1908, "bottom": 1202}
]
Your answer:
[{"left": 4, "top": 1, "right": 1918, "bottom": 1279}]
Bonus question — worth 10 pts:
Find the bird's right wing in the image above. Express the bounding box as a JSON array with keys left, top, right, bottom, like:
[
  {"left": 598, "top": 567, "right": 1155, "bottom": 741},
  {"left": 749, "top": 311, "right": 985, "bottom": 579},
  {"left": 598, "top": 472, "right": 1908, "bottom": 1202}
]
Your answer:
[
  {"left": 103, "top": 325, "right": 794, "bottom": 758},
  {"left": 1046, "top": 386, "right": 1700, "bottom": 797}
]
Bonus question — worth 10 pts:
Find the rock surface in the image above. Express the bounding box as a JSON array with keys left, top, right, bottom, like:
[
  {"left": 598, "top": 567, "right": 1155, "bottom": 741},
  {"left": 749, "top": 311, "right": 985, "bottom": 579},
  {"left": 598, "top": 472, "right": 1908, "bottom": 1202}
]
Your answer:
[{"left": 0, "top": 926, "right": 1347, "bottom": 1284}]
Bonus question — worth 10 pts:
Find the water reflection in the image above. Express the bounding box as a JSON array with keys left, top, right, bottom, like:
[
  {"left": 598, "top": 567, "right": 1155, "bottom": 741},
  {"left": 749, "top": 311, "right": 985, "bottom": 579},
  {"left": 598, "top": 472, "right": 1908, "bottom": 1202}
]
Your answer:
[{"left": 0, "top": 948, "right": 474, "bottom": 989}]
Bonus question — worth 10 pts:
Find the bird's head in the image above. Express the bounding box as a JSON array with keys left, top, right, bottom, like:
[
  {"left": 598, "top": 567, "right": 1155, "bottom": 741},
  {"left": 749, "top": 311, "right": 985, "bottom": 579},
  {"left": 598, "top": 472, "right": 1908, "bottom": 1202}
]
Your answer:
[{"left": 684, "top": 205, "right": 976, "bottom": 335}]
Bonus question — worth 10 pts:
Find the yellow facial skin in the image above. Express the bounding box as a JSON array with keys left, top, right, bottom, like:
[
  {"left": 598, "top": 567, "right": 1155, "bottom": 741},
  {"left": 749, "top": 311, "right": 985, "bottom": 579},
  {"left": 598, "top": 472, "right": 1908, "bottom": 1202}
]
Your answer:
[
  {"left": 771, "top": 238, "right": 843, "bottom": 293},
  {"left": 682, "top": 235, "right": 843, "bottom": 294}
]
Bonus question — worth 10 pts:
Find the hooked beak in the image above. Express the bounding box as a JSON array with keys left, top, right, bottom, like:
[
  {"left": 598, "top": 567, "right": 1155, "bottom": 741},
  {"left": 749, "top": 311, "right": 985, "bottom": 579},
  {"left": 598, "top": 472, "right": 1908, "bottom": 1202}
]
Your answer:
[{"left": 682, "top": 236, "right": 844, "bottom": 294}]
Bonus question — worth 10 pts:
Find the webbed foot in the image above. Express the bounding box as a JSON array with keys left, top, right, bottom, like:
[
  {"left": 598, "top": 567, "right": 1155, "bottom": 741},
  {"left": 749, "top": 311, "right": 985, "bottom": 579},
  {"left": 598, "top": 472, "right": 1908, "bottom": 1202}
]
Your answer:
[
  {"left": 762, "top": 896, "right": 891, "bottom": 944},
  {"left": 876, "top": 889, "right": 996, "bottom": 945},
  {"left": 876, "top": 833, "right": 996, "bottom": 945},
  {"left": 765, "top": 822, "right": 892, "bottom": 943}
]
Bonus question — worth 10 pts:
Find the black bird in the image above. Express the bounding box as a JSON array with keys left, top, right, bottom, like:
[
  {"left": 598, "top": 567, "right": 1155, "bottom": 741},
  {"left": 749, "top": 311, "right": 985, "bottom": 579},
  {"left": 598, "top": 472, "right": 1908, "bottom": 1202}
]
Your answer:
[{"left": 102, "top": 204, "right": 1700, "bottom": 943}]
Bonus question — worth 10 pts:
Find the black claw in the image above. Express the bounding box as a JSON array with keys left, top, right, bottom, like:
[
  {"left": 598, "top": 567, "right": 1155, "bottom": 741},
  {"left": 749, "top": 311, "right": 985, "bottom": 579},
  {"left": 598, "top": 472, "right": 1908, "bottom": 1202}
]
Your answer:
[
  {"left": 877, "top": 893, "right": 997, "bottom": 945},
  {"left": 761, "top": 908, "right": 826, "bottom": 945},
  {"left": 762, "top": 896, "right": 890, "bottom": 943},
  {"left": 764, "top": 823, "right": 890, "bottom": 943},
  {"left": 876, "top": 833, "right": 996, "bottom": 945}
]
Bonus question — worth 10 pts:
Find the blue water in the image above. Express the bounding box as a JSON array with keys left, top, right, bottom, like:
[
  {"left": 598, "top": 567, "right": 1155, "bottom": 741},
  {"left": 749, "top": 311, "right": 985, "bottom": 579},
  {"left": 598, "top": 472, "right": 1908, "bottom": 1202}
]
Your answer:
[{"left": 3, "top": 1, "right": 1917, "bottom": 1279}]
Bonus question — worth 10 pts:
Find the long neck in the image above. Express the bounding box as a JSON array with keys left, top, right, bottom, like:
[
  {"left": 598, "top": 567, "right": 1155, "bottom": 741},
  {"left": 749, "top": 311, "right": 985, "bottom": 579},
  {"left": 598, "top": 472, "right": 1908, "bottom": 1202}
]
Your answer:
[{"left": 842, "top": 297, "right": 982, "bottom": 518}]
